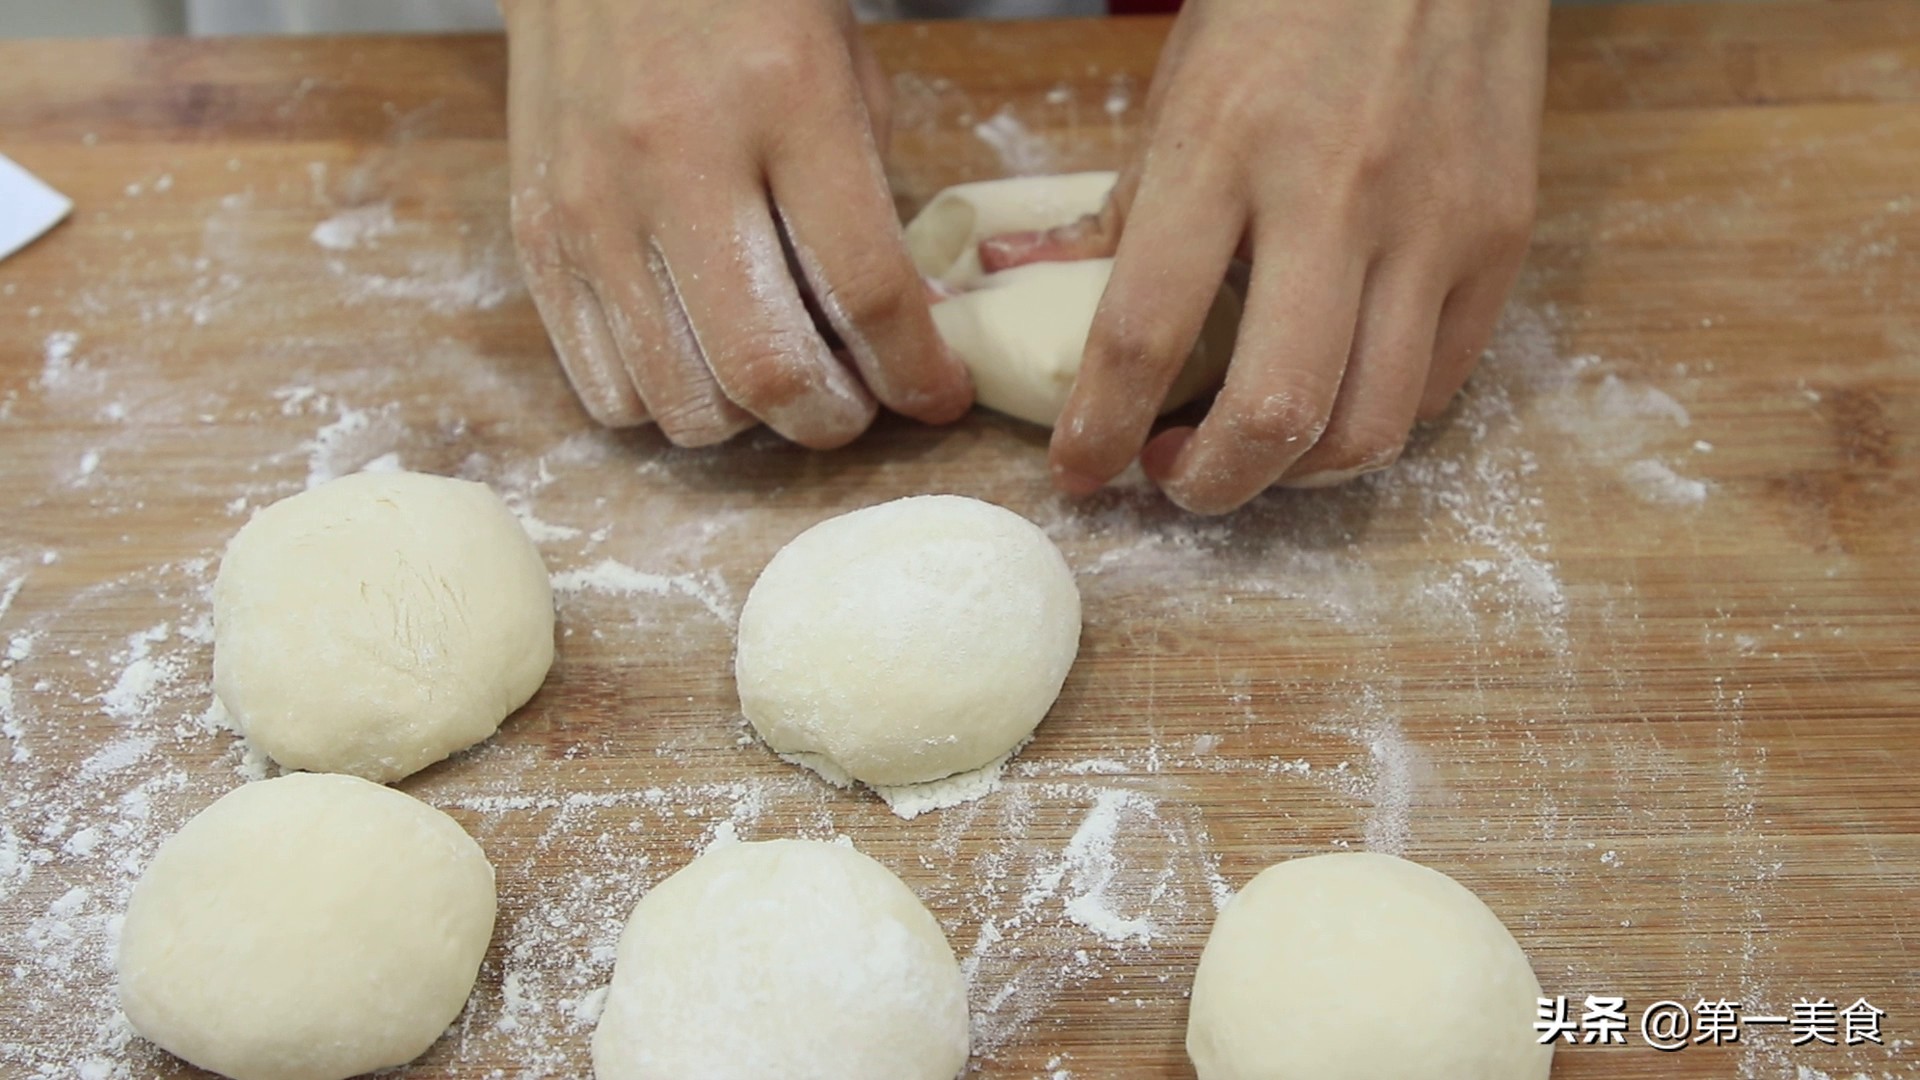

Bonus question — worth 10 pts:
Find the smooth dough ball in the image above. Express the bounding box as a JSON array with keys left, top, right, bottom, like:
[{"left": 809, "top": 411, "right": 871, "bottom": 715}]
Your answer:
[
  {"left": 1187, "top": 852, "right": 1551, "bottom": 1080},
  {"left": 118, "top": 773, "right": 497, "bottom": 1080},
  {"left": 930, "top": 258, "right": 1241, "bottom": 428},
  {"left": 904, "top": 170, "right": 1120, "bottom": 289},
  {"left": 734, "top": 494, "right": 1080, "bottom": 788},
  {"left": 213, "top": 470, "right": 555, "bottom": 782},
  {"left": 905, "top": 172, "right": 1242, "bottom": 428},
  {"left": 592, "top": 839, "right": 970, "bottom": 1080}
]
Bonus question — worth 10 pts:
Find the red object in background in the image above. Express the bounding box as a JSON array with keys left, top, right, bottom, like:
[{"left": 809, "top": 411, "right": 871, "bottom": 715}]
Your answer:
[{"left": 1109, "top": 0, "right": 1183, "bottom": 12}]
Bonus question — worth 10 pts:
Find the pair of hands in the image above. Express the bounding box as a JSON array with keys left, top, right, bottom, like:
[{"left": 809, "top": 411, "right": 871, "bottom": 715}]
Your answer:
[{"left": 504, "top": 0, "right": 1550, "bottom": 514}]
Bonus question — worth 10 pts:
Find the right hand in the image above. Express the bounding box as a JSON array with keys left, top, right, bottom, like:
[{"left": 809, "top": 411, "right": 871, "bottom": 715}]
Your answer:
[{"left": 503, "top": 0, "right": 972, "bottom": 446}]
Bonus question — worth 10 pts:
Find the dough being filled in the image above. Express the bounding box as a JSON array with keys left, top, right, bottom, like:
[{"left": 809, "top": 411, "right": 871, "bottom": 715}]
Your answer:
[
  {"left": 118, "top": 773, "right": 497, "bottom": 1080},
  {"left": 1187, "top": 852, "right": 1552, "bottom": 1080},
  {"left": 905, "top": 170, "right": 1119, "bottom": 289},
  {"left": 592, "top": 838, "right": 970, "bottom": 1080},
  {"left": 213, "top": 470, "right": 554, "bottom": 782},
  {"left": 735, "top": 494, "right": 1080, "bottom": 790},
  {"left": 931, "top": 258, "right": 1240, "bottom": 428},
  {"left": 905, "top": 172, "right": 1243, "bottom": 428}
]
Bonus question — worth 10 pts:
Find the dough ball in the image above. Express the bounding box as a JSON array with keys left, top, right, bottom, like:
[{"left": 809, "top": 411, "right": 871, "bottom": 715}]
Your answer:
[
  {"left": 735, "top": 494, "right": 1080, "bottom": 788},
  {"left": 213, "top": 470, "right": 555, "bottom": 782},
  {"left": 931, "top": 258, "right": 1241, "bottom": 428},
  {"left": 905, "top": 170, "right": 1118, "bottom": 289},
  {"left": 592, "top": 838, "right": 969, "bottom": 1080},
  {"left": 1187, "top": 852, "right": 1551, "bottom": 1080},
  {"left": 118, "top": 773, "right": 497, "bottom": 1080}
]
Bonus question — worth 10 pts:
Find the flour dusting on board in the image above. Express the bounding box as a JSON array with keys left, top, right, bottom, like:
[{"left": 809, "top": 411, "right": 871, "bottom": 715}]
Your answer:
[{"left": 2, "top": 79, "right": 1893, "bottom": 1078}]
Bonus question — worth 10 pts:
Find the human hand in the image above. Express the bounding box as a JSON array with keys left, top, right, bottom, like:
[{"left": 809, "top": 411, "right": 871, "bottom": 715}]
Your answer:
[
  {"left": 503, "top": 0, "right": 971, "bottom": 446},
  {"left": 982, "top": 0, "right": 1550, "bottom": 512}
]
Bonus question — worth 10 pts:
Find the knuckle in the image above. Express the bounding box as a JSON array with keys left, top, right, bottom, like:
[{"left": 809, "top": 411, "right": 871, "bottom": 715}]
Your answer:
[
  {"left": 609, "top": 88, "right": 718, "bottom": 162},
  {"left": 1347, "top": 132, "right": 1400, "bottom": 190},
  {"left": 822, "top": 258, "right": 912, "bottom": 330},
  {"left": 652, "top": 398, "right": 741, "bottom": 448},
  {"left": 736, "top": 40, "right": 809, "bottom": 97},
  {"left": 545, "top": 161, "right": 605, "bottom": 236},
  {"left": 719, "top": 335, "right": 816, "bottom": 411},
  {"left": 575, "top": 384, "right": 647, "bottom": 429},
  {"left": 1227, "top": 386, "right": 1331, "bottom": 454},
  {"left": 1087, "top": 315, "right": 1186, "bottom": 385},
  {"left": 1206, "top": 76, "right": 1278, "bottom": 143},
  {"left": 608, "top": 94, "right": 677, "bottom": 154}
]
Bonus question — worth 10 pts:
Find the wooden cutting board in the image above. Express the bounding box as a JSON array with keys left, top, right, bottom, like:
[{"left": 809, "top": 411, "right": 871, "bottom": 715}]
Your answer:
[{"left": 2, "top": 5, "right": 1916, "bottom": 1077}]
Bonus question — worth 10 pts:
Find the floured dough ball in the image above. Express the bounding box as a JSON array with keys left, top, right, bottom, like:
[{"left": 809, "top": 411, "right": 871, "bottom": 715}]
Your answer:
[
  {"left": 735, "top": 494, "right": 1080, "bottom": 790},
  {"left": 1188, "top": 852, "right": 1551, "bottom": 1080},
  {"left": 213, "top": 470, "right": 554, "bottom": 782},
  {"left": 118, "top": 773, "right": 497, "bottom": 1080},
  {"left": 593, "top": 838, "right": 970, "bottom": 1080},
  {"left": 904, "top": 172, "right": 1243, "bottom": 428}
]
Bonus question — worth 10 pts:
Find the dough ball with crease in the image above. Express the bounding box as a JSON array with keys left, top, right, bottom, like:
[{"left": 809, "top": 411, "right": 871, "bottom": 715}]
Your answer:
[
  {"left": 904, "top": 172, "right": 1243, "bottom": 428},
  {"left": 593, "top": 838, "right": 969, "bottom": 1080},
  {"left": 735, "top": 494, "right": 1080, "bottom": 789},
  {"left": 1188, "top": 851, "right": 1552, "bottom": 1080},
  {"left": 117, "top": 773, "right": 497, "bottom": 1080},
  {"left": 213, "top": 470, "right": 554, "bottom": 782}
]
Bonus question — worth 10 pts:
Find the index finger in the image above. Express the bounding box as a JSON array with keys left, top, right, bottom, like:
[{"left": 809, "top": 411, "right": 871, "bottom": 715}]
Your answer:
[
  {"left": 766, "top": 77, "right": 972, "bottom": 425},
  {"left": 1047, "top": 157, "right": 1243, "bottom": 495}
]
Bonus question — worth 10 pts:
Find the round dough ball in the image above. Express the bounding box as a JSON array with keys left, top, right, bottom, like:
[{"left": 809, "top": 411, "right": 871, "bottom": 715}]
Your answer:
[
  {"left": 905, "top": 170, "right": 1119, "bottom": 289},
  {"left": 118, "top": 773, "right": 497, "bottom": 1080},
  {"left": 931, "top": 258, "right": 1241, "bottom": 428},
  {"left": 735, "top": 494, "right": 1080, "bottom": 788},
  {"left": 592, "top": 839, "right": 969, "bottom": 1080},
  {"left": 1187, "top": 852, "right": 1551, "bottom": 1080},
  {"left": 213, "top": 470, "right": 554, "bottom": 782}
]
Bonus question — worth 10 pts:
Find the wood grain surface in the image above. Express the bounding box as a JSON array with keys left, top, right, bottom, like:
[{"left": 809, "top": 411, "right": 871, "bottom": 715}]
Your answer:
[{"left": 2, "top": 5, "right": 1917, "bottom": 1078}]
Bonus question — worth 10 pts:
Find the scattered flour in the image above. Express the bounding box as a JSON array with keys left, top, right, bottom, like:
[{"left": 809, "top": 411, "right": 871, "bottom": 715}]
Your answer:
[
  {"left": 0, "top": 673, "right": 22, "bottom": 762},
  {"left": 972, "top": 107, "right": 1055, "bottom": 175},
  {"left": 1622, "top": 458, "right": 1710, "bottom": 505},
  {"left": 1049, "top": 789, "right": 1161, "bottom": 945},
  {"left": 99, "top": 624, "right": 180, "bottom": 722},
  {"left": 303, "top": 402, "right": 406, "bottom": 488},
  {"left": 309, "top": 202, "right": 396, "bottom": 251},
  {"left": 40, "top": 331, "right": 81, "bottom": 389},
  {"left": 1591, "top": 371, "right": 1693, "bottom": 428},
  {"left": 326, "top": 250, "right": 520, "bottom": 315},
  {"left": 515, "top": 514, "right": 582, "bottom": 543},
  {"left": 549, "top": 558, "right": 736, "bottom": 626},
  {"left": 0, "top": 568, "right": 25, "bottom": 625}
]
